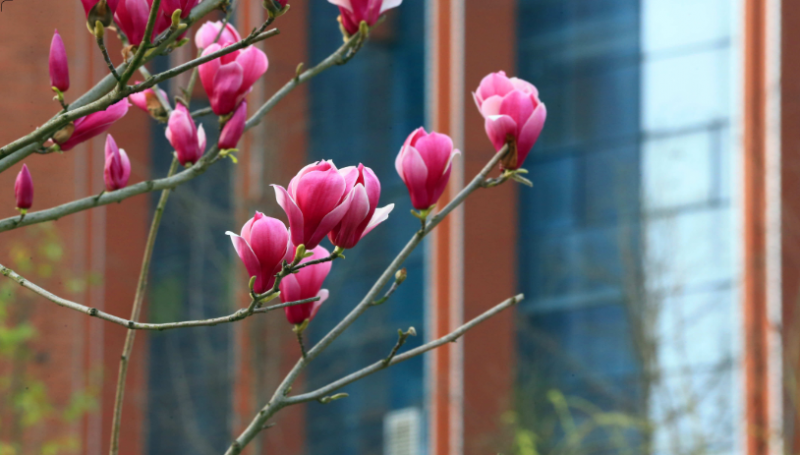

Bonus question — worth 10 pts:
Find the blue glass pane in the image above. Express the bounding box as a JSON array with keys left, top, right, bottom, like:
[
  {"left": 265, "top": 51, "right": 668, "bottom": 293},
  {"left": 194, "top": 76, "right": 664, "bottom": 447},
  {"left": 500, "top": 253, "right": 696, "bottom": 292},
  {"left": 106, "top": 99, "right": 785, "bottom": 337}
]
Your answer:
[
  {"left": 145, "top": 59, "right": 234, "bottom": 454},
  {"left": 517, "top": 0, "right": 644, "bottom": 451},
  {"left": 305, "top": 2, "right": 426, "bottom": 455}
]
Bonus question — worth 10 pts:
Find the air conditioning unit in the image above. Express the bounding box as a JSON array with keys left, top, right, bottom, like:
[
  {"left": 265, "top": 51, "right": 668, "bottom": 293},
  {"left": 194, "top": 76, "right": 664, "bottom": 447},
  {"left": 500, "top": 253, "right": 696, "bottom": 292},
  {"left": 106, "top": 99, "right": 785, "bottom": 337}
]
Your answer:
[{"left": 384, "top": 407, "right": 422, "bottom": 455}]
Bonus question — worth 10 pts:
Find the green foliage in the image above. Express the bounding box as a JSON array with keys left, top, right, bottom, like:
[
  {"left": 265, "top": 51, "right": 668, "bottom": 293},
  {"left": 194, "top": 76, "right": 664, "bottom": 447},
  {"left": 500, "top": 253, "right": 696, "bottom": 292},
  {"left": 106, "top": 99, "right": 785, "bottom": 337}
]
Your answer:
[
  {"left": 504, "top": 389, "right": 650, "bottom": 455},
  {"left": 0, "top": 224, "right": 99, "bottom": 454}
]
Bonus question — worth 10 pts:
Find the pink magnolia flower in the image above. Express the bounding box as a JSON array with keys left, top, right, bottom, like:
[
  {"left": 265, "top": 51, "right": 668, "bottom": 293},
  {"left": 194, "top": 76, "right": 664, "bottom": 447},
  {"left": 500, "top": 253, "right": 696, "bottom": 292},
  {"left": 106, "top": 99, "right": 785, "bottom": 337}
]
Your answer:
[
  {"left": 218, "top": 101, "right": 247, "bottom": 150},
  {"left": 280, "top": 243, "right": 331, "bottom": 325},
  {"left": 396, "top": 128, "right": 460, "bottom": 210},
  {"left": 328, "top": 0, "right": 402, "bottom": 35},
  {"left": 104, "top": 135, "right": 131, "bottom": 191},
  {"left": 273, "top": 160, "right": 354, "bottom": 250},
  {"left": 198, "top": 44, "right": 268, "bottom": 116},
  {"left": 115, "top": 0, "right": 169, "bottom": 46},
  {"left": 14, "top": 164, "right": 33, "bottom": 211},
  {"left": 227, "top": 212, "right": 290, "bottom": 294},
  {"left": 56, "top": 99, "right": 130, "bottom": 151},
  {"left": 328, "top": 164, "right": 394, "bottom": 249},
  {"left": 49, "top": 30, "right": 70, "bottom": 93},
  {"left": 160, "top": 0, "right": 200, "bottom": 20},
  {"left": 165, "top": 104, "right": 206, "bottom": 166},
  {"left": 195, "top": 20, "right": 242, "bottom": 49},
  {"left": 473, "top": 71, "right": 546, "bottom": 170},
  {"left": 128, "top": 82, "right": 169, "bottom": 118}
]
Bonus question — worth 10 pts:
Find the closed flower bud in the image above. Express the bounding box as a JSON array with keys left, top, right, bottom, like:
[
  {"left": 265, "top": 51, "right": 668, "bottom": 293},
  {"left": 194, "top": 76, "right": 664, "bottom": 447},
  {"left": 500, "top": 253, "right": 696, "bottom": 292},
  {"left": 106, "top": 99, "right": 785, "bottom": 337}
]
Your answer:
[
  {"left": 103, "top": 135, "right": 132, "bottom": 191},
  {"left": 199, "top": 44, "right": 268, "bottom": 116},
  {"left": 218, "top": 101, "right": 247, "bottom": 150},
  {"left": 273, "top": 160, "right": 355, "bottom": 250},
  {"left": 328, "top": 164, "right": 394, "bottom": 249},
  {"left": 396, "top": 128, "right": 460, "bottom": 211},
  {"left": 280, "top": 243, "right": 331, "bottom": 325},
  {"left": 328, "top": 0, "right": 402, "bottom": 36},
  {"left": 194, "top": 20, "right": 241, "bottom": 49},
  {"left": 474, "top": 71, "right": 546, "bottom": 170},
  {"left": 49, "top": 30, "right": 70, "bottom": 93},
  {"left": 55, "top": 99, "right": 130, "bottom": 151},
  {"left": 227, "top": 212, "right": 290, "bottom": 294},
  {"left": 14, "top": 164, "right": 33, "bottom": 212},
  {"left": 166, "top": 104, "right": 206, "bottom": 166}
]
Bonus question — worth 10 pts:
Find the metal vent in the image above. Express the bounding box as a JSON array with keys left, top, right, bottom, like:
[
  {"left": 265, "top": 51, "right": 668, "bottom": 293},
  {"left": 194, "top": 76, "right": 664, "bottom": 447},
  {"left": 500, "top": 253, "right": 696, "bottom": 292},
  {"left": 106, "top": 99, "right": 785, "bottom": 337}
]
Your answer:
[{"left": 384, "top": 407, "right": 422, "bottom": 455}]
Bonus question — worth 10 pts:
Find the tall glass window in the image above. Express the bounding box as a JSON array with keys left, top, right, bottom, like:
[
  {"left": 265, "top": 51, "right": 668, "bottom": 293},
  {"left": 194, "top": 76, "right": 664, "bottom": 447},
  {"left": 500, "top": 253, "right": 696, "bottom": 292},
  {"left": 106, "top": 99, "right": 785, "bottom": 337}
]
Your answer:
[
  {"left": 305, "top": 2, "right": 427, "bottom": 454},
  {"left": 516, "top": 0, "right": 742, "bottom": 453}
]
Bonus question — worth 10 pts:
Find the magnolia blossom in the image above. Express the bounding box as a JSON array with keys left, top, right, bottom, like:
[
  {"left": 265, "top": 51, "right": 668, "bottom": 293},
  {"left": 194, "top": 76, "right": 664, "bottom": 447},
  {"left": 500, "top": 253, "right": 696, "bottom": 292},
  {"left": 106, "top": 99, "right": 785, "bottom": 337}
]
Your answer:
[
  {"left": 273, "top": 160, "right": 354, "bottom": 250},
  {"left": 128, "top": 82, "right": 169, "bottom": 119},
  {"left": 49, "top": 30, "right": 70, "bottom": 93},
  {"left": 199, "top": 44, "right": 268, "bottom": 115},
  {"left": 103, "top": 135, "right": 131, "bottom": 191},
  {"left": 396, "top": 128, "right": 460, "bottom": 210},
  {"left": 328, "top": 0, "right": 402, "bottom": 35},
  {"left": 473, "top": 71, "right": 546, "bottom": 170},
  {"left": 218, "top": 101, "right": 247, "bottom": 150},
  {"left": 14, "top": 164, "right": 33, "bottom": 212},
  {"left": 280, "top": 243, "right": 331, "bottom": 325},
  {"left": 166, "top": 104, "right": 206, "bottom": 166},
  {"left": 115, "top": 0, "right": 169, "bottom": 46},
  {"left": 195, "top": 21, "right": 241, "bottom": 49},
  {"left": 56, "top": 99, "right": 130, "bottom": 151},
  {"left": 227, "top": 212, "right": 290, "bottom": 294},
  {"left": 328, "top": 164, "right": 394, "bottom": 249}
]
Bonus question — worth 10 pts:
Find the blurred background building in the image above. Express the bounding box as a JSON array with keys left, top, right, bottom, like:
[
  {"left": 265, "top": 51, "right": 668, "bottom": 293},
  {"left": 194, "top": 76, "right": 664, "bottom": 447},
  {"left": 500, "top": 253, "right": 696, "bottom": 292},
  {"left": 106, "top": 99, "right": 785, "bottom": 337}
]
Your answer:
[{"left": 0, "top": 0, "right": 798, "bottom": 455}]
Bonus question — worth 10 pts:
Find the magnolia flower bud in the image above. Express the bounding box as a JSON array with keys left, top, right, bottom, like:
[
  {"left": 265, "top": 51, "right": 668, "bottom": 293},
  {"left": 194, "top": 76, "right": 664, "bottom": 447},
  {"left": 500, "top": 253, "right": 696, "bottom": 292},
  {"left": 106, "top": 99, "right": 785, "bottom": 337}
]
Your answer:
[
  {"left": 49, "top": 30, "right": 70, "bottom": 93},
  {"left": 199, "top": 45, "right": 268, "bottom": 116},
  {"left": 166, "top": 104, "right": 206, "bottom": 166},
  {"left": 473, "top": 71, "right": 546, "bottom": 170},
  {"left": 218, "top": 101, "right": 247, "bottom": 150},
  {"left": 328, "top": 0, "right": 402, "bottom": 36},
  {"left": 227, "top": 212, "right": 290, "bottom": 294},
  {"left": 104, "top": 135, "right": 132, "bottom": 191},
  {"left": 14, "top": 164, "right": 33, "bottom": 212},
  {"left": 396, "top": 128, "right": 460, "bottom": 211}
]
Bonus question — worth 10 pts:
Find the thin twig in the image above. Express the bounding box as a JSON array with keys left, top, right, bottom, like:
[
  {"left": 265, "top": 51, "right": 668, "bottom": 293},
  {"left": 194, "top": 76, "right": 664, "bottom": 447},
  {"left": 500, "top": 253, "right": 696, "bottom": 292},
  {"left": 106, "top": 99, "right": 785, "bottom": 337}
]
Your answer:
[
  {"left": 0, "top": 263, "right": 319, "bottom": 330},
  {"left": 285, "top": 294, "right": 524, "bottom": 405},
  {"left": 371, "top": 268, "right": 406, "bottom": 306},
  {"left": 382, "top": 327, "right": 416, "bottom": 366},
  {"left": 109, "top": 156, "right": 177, "bottom": 455},
  {"left": 97, "top": 34, "right": 121, "bottom": 81},
  {"left": 117, "top": 0, "right": 163, "bottom": 89}
]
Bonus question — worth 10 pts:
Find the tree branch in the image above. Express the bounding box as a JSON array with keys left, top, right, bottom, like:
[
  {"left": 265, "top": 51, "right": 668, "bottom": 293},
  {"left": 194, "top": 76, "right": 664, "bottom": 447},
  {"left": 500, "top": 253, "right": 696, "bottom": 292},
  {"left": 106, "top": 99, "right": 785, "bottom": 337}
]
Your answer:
[
  {"left": 285, "top": 294, "right": 524, "bottom": 405},
  {"left": 0, "top": 262, "right": 319, "bottom": 330},
  {"left": 0, "top": 29, "right": 364, "bottom": 232}
]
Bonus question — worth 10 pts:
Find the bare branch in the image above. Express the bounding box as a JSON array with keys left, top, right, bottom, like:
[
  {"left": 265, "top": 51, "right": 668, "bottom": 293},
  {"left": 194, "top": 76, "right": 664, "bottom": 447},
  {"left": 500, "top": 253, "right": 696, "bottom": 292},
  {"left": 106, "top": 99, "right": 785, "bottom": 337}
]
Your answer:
[
  {"left": 0, "top": 262, "right": 319, "bottom": 331},
  {"left": 285, "top": 294, "right": 524, "bottom": 405}
]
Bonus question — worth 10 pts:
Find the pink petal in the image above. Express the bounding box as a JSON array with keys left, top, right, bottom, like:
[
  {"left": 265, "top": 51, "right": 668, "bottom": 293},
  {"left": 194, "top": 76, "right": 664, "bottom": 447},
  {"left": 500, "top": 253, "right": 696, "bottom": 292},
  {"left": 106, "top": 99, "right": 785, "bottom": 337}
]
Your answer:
[
  {"left": 479, "top": 95, "right": 503, "bottom": 118},
  {"left": 498, "top": 90, "right": 534, "bottom": 136},
  {"left": 295, "top": 167, "right": 347, "bottom": 227},
  {"left": 273, "top": 185, "right": 306, "bottom": 247},
  {"left": 362, "top": 203, "right": 394, "bottom": 238},
  {"left": 211, "top": 62, "right": 244, "bottom": 115},
  {"left": 306, "top": 188, "right": 353, "bottom": 249},
  {"left": 308, "top": 289, "right": 329, "bottom": 321},
  {"left": 328, "top": 0, "right": 353, "bottom": 11},
  {"left": 401, "top": 146, "right": 431, "bottom": 210},
  {"left": 477, "top": 71, "right": 513, "bottom": 101},
  {"left": 236, "top": 46, "right": 268, "bottom": 95},
  {"left": 484, "top": 115, "right": 517, "bottom": 152},
  {"left": 379, "top": 0, "right": 402, "bottom": 13},
  {"left": 198, "top": 44, "right": 221, "bottom": 100},
  {"left": 515, "top": 103, "right": 547, "bottom": 167},
  {"left": 227, "top": 232, "right": 264, "bottom": 291}
]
